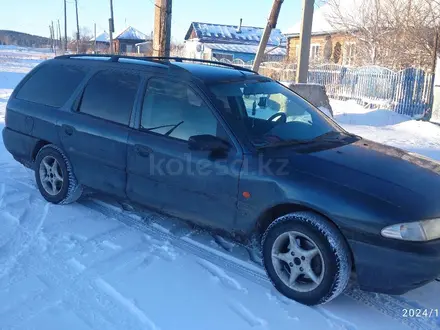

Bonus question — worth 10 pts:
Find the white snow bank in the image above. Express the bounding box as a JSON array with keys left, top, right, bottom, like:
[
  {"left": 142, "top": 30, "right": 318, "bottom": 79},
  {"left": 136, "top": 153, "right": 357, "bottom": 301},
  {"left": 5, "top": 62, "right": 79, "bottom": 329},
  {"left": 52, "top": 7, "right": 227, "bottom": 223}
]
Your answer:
[{"left": 332, "top": 99, "right": 440, "bottom": 161}]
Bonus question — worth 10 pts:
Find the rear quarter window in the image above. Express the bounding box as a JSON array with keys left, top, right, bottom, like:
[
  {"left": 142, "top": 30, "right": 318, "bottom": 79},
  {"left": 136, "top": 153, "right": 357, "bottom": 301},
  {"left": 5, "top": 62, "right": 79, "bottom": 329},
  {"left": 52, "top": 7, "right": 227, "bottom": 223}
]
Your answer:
[
  {"left": 16, "top": 63, "right": 86, "bottom": 107},
  {"left": 78, "top": 70, "right": 140, "bottom": 126}
]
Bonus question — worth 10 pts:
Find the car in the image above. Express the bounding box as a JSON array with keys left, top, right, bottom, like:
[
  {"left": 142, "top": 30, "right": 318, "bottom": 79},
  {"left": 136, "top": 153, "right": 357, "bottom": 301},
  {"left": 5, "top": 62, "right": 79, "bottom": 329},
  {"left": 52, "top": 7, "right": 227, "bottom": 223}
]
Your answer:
[{"left": 3, "top": 55, "right": 440, "bottom": 306}]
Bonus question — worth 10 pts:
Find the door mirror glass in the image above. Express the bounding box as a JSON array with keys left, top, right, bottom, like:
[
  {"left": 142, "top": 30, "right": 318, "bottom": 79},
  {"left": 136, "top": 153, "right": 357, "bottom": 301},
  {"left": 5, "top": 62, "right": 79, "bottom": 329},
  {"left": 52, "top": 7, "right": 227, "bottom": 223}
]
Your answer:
[
  {"left": 188, "top": 134, "right": 230, "bottom": 152},
  {"left": 258, "top": 96, "right": 268, "bottom": 108}
]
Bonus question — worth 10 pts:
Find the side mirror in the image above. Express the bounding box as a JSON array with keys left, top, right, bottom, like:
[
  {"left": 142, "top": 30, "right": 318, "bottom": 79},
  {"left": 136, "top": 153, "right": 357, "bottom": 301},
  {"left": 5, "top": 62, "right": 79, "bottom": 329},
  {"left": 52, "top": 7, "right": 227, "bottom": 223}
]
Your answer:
[
  {"left": 258, "top": 97, "right": 268, "bottom": 108},
  {"left": 188, "top": 135, "right": 230, "bottom": 152}
]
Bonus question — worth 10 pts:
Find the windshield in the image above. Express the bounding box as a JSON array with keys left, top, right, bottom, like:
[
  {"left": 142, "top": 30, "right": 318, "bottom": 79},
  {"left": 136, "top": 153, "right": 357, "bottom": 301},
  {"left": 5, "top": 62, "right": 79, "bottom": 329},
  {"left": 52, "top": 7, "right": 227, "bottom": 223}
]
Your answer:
[{"left": 209, "top": 80, "right": 344, "bottom": 148}]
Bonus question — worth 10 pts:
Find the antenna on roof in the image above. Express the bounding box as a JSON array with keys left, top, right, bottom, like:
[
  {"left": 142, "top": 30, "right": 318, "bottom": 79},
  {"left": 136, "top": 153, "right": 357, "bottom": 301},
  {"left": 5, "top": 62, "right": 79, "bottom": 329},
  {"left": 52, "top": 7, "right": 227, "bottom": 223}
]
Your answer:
[{"left": 237, "top": 18, "right": 243, "bottom": 33}]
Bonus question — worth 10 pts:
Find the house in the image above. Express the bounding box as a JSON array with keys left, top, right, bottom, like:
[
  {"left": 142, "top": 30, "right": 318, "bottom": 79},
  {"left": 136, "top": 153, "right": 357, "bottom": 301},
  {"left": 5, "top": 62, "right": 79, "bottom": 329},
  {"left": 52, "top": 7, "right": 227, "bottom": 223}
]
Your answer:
[
  {"left": 285, "top": 4, "right": 356, "bottom": 66},
  {"left": 90, "top": 31, "right": 110, "bottom": 53},
  {"left": 113, "top": 26, "right": 150, "bottom": 54},
  {"left": 184, "top": 21, "right": 286, "bottom": 62}
]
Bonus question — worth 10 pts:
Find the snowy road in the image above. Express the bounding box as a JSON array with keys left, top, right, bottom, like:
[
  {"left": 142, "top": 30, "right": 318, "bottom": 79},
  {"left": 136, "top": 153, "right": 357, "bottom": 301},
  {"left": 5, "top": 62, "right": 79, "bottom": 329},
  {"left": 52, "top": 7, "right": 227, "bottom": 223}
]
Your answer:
[{"left": 0, "top": 48, "right": 439, "bottom": 330}]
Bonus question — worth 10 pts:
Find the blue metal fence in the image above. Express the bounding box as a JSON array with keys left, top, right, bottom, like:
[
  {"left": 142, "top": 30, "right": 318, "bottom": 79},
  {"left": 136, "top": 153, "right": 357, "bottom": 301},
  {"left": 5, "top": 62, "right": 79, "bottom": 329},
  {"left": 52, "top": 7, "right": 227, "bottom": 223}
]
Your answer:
[
  {"left": 306, "top": 65, "right": 434, "bottom": 118},
  {"left": 219, "top": 58, "right": 435, "bottom": 119}
]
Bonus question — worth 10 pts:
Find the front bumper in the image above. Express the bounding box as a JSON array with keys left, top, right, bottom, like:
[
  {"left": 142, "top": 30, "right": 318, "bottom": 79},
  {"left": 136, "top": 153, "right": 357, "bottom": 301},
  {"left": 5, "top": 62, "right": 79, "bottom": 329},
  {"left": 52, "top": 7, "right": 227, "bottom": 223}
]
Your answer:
[{"left": 349, "top": 238, "right": 440, "bottom": 295}]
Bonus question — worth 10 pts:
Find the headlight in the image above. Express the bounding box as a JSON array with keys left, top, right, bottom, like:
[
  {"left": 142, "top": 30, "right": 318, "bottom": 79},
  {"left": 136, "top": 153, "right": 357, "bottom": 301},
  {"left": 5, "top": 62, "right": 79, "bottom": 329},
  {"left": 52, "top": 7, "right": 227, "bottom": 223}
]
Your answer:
[{"left": 381, "top": 219, "right": 440, "bottom": 241}]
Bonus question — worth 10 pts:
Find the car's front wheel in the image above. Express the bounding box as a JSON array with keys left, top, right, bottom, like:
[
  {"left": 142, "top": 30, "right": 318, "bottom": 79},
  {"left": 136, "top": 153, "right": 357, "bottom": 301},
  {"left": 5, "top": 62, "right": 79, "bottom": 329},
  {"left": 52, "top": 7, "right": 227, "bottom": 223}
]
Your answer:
[
  {"left": 262, "top": 211, "right": 352, "bottom": 305},
  {"left": 35, "top": 145, "right": 83, "bottom": 204}
]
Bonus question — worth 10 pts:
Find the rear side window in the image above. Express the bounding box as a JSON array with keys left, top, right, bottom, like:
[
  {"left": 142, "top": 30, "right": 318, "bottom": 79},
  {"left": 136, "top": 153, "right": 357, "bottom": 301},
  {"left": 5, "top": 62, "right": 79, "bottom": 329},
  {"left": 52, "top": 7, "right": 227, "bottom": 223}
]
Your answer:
[
  {"left": 79, "top": 70, "right": 140, "bottom": 125},
  {"left": 16, "top": 64, "right": 86, "bottom": 107}
]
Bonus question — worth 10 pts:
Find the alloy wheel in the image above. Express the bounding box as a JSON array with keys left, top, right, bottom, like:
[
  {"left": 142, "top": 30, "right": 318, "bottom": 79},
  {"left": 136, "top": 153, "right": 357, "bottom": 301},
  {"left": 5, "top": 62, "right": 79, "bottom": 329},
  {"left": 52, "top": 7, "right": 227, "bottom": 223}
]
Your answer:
[
  {"left": 271, "top": 230, "right": 325, "bottom": 292},
  {"left": 39, "top": 156, "right": 64, "bottom": 196}
]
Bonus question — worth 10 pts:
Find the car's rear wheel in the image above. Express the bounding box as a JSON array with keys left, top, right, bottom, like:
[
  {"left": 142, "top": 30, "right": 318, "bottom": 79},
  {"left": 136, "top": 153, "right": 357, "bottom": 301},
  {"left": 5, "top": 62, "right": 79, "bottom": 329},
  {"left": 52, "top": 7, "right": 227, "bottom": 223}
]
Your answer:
[
  {"left": 262, "top": 211, "right": 352, "bottom": 306},
  {"left": 35, "top": 145, "right": 83, "bottom": 204}
]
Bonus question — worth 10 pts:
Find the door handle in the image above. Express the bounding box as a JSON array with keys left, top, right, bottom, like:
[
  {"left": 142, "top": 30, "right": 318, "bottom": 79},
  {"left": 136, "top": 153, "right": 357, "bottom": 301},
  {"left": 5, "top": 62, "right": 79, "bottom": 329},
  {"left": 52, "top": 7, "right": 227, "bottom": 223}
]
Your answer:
[
  {"left": 134, "top": 145, "right": 152, "bottom": 157},
  {"left": 62, "top": 125, "right": 74, "bottom": 136}
]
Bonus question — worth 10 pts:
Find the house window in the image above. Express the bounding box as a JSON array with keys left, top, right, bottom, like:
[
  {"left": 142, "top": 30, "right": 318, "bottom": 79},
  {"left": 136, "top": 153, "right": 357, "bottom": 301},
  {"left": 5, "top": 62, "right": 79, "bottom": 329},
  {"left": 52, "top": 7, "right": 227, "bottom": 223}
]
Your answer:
[
  {"left": 212, "top": 53, "right": 234, "bottom": 62},
  {"left": 343, "top": 42, "right": 356, "bottom": 66},
  {"left": 310, "top": 44, "right": 321, "bottom": 61}
]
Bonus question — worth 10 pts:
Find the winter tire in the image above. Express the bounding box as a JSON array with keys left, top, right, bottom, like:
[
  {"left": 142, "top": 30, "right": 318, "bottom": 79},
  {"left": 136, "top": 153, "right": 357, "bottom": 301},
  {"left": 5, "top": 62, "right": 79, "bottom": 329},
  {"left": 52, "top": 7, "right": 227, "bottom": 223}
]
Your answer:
[
  {"left": 262, "top": 211, "right": 352, "bottom": 306},
  {"left": 34, "top": 144, "right": 83, "bottom": 204}
]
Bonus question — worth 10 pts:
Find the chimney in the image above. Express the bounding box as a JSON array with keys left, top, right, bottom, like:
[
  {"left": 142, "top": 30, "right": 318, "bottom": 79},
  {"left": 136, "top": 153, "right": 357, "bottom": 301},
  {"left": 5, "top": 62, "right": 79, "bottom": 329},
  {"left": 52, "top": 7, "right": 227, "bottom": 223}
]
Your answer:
[{"left": 237, "top": 18, "right": 243, "bottom": 33}]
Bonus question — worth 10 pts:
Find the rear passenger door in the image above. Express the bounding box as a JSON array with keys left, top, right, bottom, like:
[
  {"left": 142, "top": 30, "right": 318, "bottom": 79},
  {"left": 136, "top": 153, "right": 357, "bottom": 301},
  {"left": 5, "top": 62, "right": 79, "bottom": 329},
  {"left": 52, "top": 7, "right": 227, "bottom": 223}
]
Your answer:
[
  {"left": 126, "top": 77, "right": 243, "bottom": 229},
  {"left": 58, "top": 69, "right": 140, "bottom": 197}
]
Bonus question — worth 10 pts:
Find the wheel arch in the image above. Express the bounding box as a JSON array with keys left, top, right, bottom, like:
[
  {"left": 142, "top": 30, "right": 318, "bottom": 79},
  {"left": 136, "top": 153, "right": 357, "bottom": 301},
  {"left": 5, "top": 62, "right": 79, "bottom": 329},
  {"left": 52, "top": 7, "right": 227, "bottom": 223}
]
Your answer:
[
  {"left": 254, "top": 203, "right": 355, "bottom": 268},
  {"left": 32, "top": 139, "right": 51, "bottom": 161}
]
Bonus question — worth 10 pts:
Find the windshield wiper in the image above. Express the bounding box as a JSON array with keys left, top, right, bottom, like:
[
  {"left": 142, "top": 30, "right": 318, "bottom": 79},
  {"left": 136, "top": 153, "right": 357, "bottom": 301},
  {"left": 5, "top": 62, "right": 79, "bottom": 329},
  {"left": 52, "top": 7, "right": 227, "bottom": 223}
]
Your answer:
[
  {"left": 314, "top": 131, "right": 360, "bottom": 141},
  {"left": 164, "top": 121, "right": 184, "bottom": 136},
  {"left": 256, "top": 139, "right": 313, "bottom": 150},
  {"left": 256, "top": 131, "right": 359, "bottom": 150},
  {"left": 144, "top": 121, "right": 184, "bottom": 136}
]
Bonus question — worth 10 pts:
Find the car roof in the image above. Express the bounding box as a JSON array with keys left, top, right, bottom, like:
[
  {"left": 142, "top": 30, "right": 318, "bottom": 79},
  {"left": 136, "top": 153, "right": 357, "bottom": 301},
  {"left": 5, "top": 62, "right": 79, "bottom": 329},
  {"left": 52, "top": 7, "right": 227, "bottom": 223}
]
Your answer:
[
  {"left": 51, "top": 55, "right": 260, "bottom": 84},
  {"left": 172, "top": 62, "right": 257, "bottom": 83}
]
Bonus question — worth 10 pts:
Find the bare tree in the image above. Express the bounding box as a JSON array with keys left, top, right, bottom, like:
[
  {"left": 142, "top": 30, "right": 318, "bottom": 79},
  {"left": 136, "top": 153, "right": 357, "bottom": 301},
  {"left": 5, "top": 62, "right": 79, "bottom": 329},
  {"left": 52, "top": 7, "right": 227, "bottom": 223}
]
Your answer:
[
  {"left": 326, "top": 0, "right": 440, "bottom": 69},
  {"left": 69, "top": 27, "right": 92, "bottom": 53}
]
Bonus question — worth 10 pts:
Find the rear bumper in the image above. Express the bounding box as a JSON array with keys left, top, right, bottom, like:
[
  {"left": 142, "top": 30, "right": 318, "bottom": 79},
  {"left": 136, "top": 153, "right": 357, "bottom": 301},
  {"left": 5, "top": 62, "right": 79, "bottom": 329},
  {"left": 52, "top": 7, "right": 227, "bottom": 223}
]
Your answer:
[
  {"left": 349, "top": 238, "right": 440, "bottom": 295},
  {"left": 2, "top": 127, "right": 38, "bottom": 168}
]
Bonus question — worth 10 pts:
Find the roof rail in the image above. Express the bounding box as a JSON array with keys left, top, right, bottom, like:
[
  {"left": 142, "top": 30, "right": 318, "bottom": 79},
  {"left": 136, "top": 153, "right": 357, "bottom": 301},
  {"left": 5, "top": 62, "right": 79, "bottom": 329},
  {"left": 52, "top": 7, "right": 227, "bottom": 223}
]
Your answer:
[
  {"left": 54, "top": 54, "right": 168, "bottom": 65},
  {"left": 144, "top": 57, "right": 257, "bottom": 73},
  {"left": 54, "top": 54, "right": 257, "bottom": 73}
]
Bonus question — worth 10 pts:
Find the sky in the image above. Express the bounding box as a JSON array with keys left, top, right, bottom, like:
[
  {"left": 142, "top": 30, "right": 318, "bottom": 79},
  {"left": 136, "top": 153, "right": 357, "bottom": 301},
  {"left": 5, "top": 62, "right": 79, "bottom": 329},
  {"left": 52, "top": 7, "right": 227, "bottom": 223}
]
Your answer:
[{"left": 0, "top": 0, "right": 306, "bottom": 42}]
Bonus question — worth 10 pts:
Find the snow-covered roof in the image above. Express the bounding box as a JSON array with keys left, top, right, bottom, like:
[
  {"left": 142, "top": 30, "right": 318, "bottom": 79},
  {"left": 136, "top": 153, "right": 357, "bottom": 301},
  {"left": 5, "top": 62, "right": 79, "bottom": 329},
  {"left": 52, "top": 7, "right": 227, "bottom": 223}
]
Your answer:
[
  {"left": 185, "top": 22, "right": 285, "bottom": 47},
  {"left": 204, "top": 43, "right": 286, "bottom": 56},
  {"left": 91, "top": 31, "right": 110, "bottom": 43},
  {"left": 115, "top": 26, "right": 149, "bottom": 41}
]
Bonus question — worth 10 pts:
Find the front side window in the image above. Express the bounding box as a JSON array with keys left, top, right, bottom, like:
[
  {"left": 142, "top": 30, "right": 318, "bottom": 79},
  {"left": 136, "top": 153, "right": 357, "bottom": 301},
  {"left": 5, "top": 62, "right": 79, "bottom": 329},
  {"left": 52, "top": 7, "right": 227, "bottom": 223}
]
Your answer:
[
  {"left": 210, "top": 80, "right": 345, "bottom": 148},
  {"left": 79, "top": 70, "right": 140, "bottom": 125},
  {"left": 141, "top": 78, "right": 219, "bottom": 141},
  {"left": 16, "top": 64, "right": 86, "bottom": 107}
]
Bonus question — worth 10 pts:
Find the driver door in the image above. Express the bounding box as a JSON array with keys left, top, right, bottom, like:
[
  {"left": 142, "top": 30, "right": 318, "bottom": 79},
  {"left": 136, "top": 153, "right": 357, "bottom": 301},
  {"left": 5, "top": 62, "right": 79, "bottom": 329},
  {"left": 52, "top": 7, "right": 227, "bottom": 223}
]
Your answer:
[{"left": 126, "top": 77, "right": 243, "bottom": 230}]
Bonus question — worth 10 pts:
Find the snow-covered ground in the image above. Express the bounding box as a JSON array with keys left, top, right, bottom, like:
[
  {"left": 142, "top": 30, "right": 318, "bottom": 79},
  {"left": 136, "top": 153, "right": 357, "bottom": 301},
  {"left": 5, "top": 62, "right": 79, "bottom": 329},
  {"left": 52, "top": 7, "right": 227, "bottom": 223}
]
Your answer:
[{"left": 0, "top": 47, "right": 439, "bottom": 330}]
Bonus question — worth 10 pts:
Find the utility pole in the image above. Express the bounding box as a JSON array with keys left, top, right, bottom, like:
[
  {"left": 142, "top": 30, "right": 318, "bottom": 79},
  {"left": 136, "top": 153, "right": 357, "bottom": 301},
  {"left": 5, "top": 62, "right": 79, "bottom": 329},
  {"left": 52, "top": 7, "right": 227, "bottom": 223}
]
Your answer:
[
  {"left": 296, "top": 0, "right": 315, "bottom": 83},
  {"left": 64, "top": 0, "right": 68, "bottom": 52},
  {"left": 153, "top": 0, "right": 172, "bottom": 57},
  {"left": 431, "top": 31, "right": 439, "bottom": 75},
  {"left": 252, "top": 0, "right": 284, "bottom": 72},
  {"left": 94, "top": 23, "right": 97, "bottom": 53},
  {"left": 58, "top": 20, "right": 62, "bottom": 52},
  {"left": 75, "top": 0, "right": 80, "bottom": 54},
  {"left": 51, "top": 21, "right": 56, "bottom": 52},
  {"left": 49, "top": 25, "right": 54, "bottom": 53},
  {"left": 109, "top": 0, "right": 115, "bottom": 53}
]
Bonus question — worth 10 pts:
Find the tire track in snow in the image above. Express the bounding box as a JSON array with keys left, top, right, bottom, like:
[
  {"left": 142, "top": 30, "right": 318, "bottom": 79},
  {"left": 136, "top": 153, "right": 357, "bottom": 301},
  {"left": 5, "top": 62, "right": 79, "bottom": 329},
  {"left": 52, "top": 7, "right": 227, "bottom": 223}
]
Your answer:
[
  {"left": 228, "top": 300, "right": 267, "bottom": 327},
  {"left": 197, "top": 258, "right": 248, "bottom": 293},
  {"left": 0, "top": 180, "right": 159, "bottom": 329},
  {"left": 22, "top": 239, "right": 158, "bottom": 330},
  {"left": 86, "top": 199, "right": 437, "bottom": 330},
  {"left": 0, "top": 183, "right": 5, "bottom": 208},
  {"left": 96, "top": 278, "right": 160, "bottom": 330},
  {"left": 0, "top": 201, "right": 49, "bottom": 280}
]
